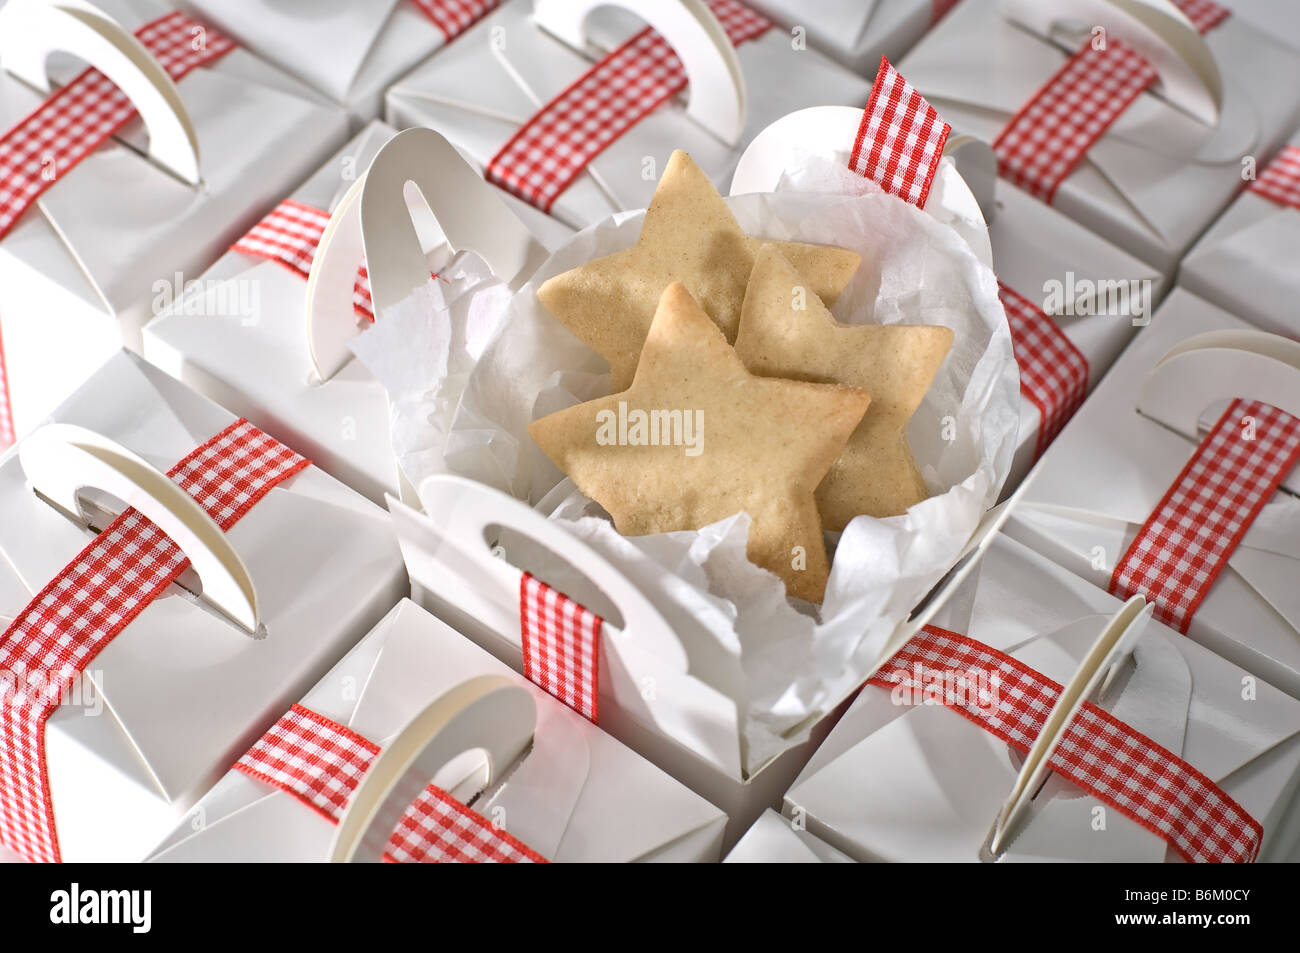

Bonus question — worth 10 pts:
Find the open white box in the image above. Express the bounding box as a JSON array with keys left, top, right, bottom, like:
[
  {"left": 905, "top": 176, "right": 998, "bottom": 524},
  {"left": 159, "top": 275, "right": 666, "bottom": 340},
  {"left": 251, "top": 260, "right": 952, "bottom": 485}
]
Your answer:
[
  {"left": 1005, "top": 288, "right": 1300, "bottom": 700},
  {"left": 178, "top": 0, "right": 497, "bottom": 127},
  {"left": 380, "top": 76, "right": 1018, "bottom": 846},
  {"left": 384, "top": 0, "right": 873, "bottom": 231},
  {"left": 0, "top": 0, "right": 347, "bottom": 441},
  {"left": 741, "top": 0, "right": 955, "bottom": 76},
  {"left": 147, "top": 599, "right": 727, "bottom": 862},
  {"left": 0, "top": 351, "right": 405, "bottom": 861},
  {"left": 1179, "top": 128, "right": 1300, "bottom": 339},
  {"left": 785, "top": 533, "right": 1300, "bottom": 863},
  {"left": 896, "top": 0, "right": 1300, "bottom": 276},
  {"left": 143, "top": 121, "right": 572, "bottom": 506}
]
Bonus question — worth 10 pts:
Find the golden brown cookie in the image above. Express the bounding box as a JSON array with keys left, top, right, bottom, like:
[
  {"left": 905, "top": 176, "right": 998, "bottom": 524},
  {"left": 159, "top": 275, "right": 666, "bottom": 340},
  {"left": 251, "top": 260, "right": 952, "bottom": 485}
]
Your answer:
[
  {"left": 734, "top": 244, "right": 953, "bottom": 528},
  {"left": 537, "top": 150, "right": 861, "bottom": 391},
  {"left": 529, "top": 283, "right": 870, "bottom": 603}
]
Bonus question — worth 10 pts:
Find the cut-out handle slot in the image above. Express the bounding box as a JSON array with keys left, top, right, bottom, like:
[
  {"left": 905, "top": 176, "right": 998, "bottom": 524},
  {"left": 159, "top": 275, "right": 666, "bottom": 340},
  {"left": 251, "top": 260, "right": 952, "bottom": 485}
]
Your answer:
[
  {"left": 0, "top": 0, "right": 202, "bottom": 184},
  {"left": 329, "top": 676, "right": 536, "bottom": 863},
  {"left": 396, "top": 476, "right": 690, "bottom": 672},
  {"left": 18, "top": 424, "right": 259, "bottom": 633}
]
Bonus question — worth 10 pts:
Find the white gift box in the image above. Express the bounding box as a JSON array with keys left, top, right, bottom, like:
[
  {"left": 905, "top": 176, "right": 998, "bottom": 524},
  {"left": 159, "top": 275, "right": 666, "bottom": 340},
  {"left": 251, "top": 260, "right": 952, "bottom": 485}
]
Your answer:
[
  {"left": 0, "top": 0, "right": 347, "bottom": 441},
  {"left": 897, "top": 0, "right": 1300, "bottom": 276},
  {"left": 742, "top": 0, "right": 955, "bottom": 76},
  {"left": 785, "top": 533, "right": 1300, "bottom": 862},
  {"left": 384, "top": 0, "right": 873, "bottom": 231},
  {"left": 1179, "top": 128, "right": 1300, "bottom": 338},
  {"left": 723, "top": 808, "right": 854, "bottom": 863},
  {"left": 1004, "top": 288, "right": 1300, "bottom": 700},
  {"left": 0, "top": 351, "right": 406, "bottom": 861},
  {"left": 143, "top": 121, "right": 572, "bottom": 506},
  {"left": 147, "top": 599, "right": 728, "bottom": 862},
  {"left": 177, "top": 0, "right": 499, "bottom": 126}
]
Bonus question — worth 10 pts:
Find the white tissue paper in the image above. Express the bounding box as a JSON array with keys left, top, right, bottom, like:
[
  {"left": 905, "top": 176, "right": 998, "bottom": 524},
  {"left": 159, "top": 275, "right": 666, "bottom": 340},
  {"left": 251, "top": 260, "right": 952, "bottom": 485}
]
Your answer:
[{"left": 354, "top": 155, "right": 1018, "bottom": 772}]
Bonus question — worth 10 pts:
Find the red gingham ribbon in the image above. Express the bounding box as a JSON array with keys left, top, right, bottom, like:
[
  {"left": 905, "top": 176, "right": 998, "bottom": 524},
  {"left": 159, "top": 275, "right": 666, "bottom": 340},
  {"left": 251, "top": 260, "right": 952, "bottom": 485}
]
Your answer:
[
  {"left": 0, "top": 323, "right": 13, "bottom": 453},
  {"left": 0, "top": 11, "right": 235, "bottom": 243},
  {"left": 231, "top": 200, "right": 375, "bottom": 320},
  {"left": 998, "top": 281, "right": 1089, "bottom": 458},
  {"left": 992, "top": 0, "right": 1228, "bottom": 202},
  {"left": 485, "top": 0, "right": 771, "bottom": 213},
  {"left": 235, "top": 704, "right": 547, "bottom": 863},
  {"left": 1110, "top": 399, "right": 1300, "bottom": 634},
  {"left": 409, "top": 0, "right": 498, "bottom": 40},
  {"left": 1176, "top": 0, "right": 1233, "bottom": 32},
  {"left": 520, "top": 573, "right": 601, "bottom": 723},
  {"left": 869, "top": 625, "right": 1262, "bottom": 862},
  {"left": 848, "top": 57, "right": 950, "bottom": 209},
  {"left": 1249, "top": 145, "right": 1300, "bottom": 212},
  {"left": 410, "top": 0, "right": 496, "bottom": 39},
  {"left": 0, "top": 419, "right": 308, "bottom": 863}
]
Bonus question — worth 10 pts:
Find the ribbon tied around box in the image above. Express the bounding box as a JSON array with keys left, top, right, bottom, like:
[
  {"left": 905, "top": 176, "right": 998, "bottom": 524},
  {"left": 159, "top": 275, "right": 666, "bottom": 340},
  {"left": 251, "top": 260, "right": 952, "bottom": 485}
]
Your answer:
[
  {"left": 867, "top": 607, "right": 1264, "bottom": 863},
  {"left": 0, "top": 418, "right": 307, "bottom": 862},
  {"left": 994, "top": 0, "right": 1230, "bottom": 202},
  {"left": 235, "top": 679, "right": 551, "bottom": 863},
  {"left": 1111, "top": 330, "right": 1300, "bottom": 633},
  {"left": 485, "top": 0, "right": 761, "bottom": 213}
]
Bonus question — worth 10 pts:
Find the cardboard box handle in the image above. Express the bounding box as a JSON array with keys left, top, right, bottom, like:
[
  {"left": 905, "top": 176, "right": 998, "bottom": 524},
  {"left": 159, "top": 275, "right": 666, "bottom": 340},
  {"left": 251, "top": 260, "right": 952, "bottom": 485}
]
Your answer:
[
  {"left": 1001, "top": 0, "right": 1222, "bottom": 126},
  {"left": 395, "top": 476, "right": 690, "bottom": 672},
  {"left": 982, "top": 596, "right": 1151, "bottom": 860},
  {"left": 1138, "top": 329, "right": 1300, "bottom": 440},
  {"left": 0, "top": 0, "right": 202, "bottom": 184},
  {"left": 533, "top": 0, "right": 747, "bottom": 145},
  {"left": 303, "top": 175, "right": 367, "bottom": 381},
  {"left": 329, "top": 675, "right": 536, "bottom": 862},
  {"left": 305, "top": 128, "right": 550, "bottom": 380},
  {"left": 18, "top": 423, "right": 260, "bottom": 633}
]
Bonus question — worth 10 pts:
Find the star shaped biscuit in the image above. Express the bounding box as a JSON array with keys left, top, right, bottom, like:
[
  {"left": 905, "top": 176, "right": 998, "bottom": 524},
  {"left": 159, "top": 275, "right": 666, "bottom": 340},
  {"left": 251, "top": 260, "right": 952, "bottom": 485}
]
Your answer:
[
  {"left": 734, "top": 245, "right": 953, "bottom": 528},
  {"left": 529, "top": 283, "right": 871, "bottom": 604},
  {"left": 537, "top": 150, "right": 861, "bottom": 391}
]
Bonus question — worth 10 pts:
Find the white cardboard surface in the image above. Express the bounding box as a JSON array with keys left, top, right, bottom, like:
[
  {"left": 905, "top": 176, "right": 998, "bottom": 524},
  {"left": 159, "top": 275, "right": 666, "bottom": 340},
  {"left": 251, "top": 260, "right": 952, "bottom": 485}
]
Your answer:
[
  {"left": 179, "top": 0, "right": 478, "bottom": 127},
  {"left": 723, "top": 808, "right": 855, "bottom": 863},
  {"left": 1179, "top": 128, "right": 1300, "bottom": 339},
  {"left": 742, "top": 0, "right": 944, "bottom": 76}
]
